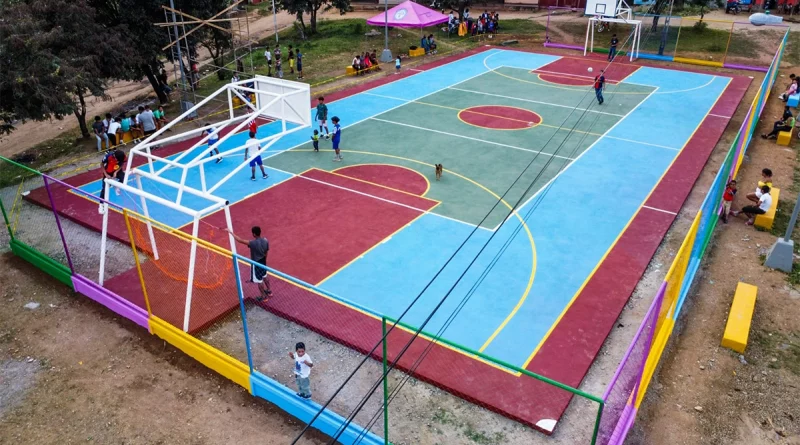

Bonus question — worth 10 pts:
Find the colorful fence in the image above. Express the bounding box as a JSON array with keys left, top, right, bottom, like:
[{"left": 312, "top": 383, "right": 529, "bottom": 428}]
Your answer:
[
  {"left": 0, "top": 160, "right": 383, "bottom": 445},
  {"left": 599, "top": 28, "right": 789, "bottom": 444},
  {"left": 543, "top": 8, "right": 788, "bottom": 71},
  {"left": 0, "top": 28, "right": 787, "bottom": 442}
]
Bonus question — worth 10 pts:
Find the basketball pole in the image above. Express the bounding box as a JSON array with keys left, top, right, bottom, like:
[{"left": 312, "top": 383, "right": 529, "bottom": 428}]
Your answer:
[{"left": 380, "top": 0, "right": 393, "bottom": 63}]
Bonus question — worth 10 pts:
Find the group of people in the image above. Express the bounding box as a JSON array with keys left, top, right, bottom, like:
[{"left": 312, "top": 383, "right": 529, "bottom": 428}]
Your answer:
[
  {"left": 721, "top": 168, "right": 774, "bottom": 226},
  {"left": 448, "top": 9, "right": 499, "bottom": 37},
  {"left": 351, "top": 50, "right": 381, "bottom": 75},
  {"left": 91, "top": 105, "right": 167, "bottom": 151},
  {"left": 420, "top": 35, "right": 438, "bottom": 55},
  {"left": 263, "top": 44, "right": 303, "bottom": 80}
]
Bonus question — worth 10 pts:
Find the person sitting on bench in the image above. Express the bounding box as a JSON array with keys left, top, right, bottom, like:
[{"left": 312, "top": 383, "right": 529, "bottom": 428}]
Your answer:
[{"left": 762, "top": 109, "right": 795, "bottom": 139}]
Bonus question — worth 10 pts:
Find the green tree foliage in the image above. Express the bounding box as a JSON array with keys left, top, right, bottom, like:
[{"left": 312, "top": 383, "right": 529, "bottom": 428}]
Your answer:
[
  {"left": 0, "top": 0, "right": 136, "bottom": 137},
  {"left": 277, "top": 0, "right": 350, "bottom": 36},
  {"left": 89, "top": 0, "right": 171, "bottom": 104}
]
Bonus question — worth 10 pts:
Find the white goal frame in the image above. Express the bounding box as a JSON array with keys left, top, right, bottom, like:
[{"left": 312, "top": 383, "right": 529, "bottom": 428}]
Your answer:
[
  {"left": 98, "top": 75, "right": 311, "bottom": 332},
  {"left": 584, "top": 0, "right": 642, "bottom": 62}
]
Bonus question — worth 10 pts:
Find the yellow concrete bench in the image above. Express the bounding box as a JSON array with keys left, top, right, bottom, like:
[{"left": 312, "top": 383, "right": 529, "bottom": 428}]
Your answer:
[
  {"left": 721, "top": 282, "right": 757, "bottom": 354},
  {"left": 754, "top": 187, "right": 780, "bottom": 230},
  {"left": 345, "top": 65, "right": 379, "bottom": 76},
  {"left": 777, "top": 130, "right": 792, "bottom": 146},
  {"left": 409, "top": 47, "right": 426, "bottom": 57}
]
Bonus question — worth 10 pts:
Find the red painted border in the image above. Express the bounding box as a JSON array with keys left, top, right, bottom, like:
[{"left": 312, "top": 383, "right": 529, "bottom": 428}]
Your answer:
[{"left": 21, "top": 46, "right": 753, "bottom": 434}]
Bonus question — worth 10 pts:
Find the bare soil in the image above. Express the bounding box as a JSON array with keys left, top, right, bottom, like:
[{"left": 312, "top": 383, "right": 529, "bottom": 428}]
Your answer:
[{"left": 634, "top": 72, "right": 800, "bottom": 444}]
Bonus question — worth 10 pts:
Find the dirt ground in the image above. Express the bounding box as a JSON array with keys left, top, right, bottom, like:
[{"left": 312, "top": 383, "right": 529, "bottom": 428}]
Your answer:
[
  {"left": 1, "top": 7, "right": 797, "bottom": 445},
  {"left": 632, "top": 74, "right": 800, "bottom": 444}
]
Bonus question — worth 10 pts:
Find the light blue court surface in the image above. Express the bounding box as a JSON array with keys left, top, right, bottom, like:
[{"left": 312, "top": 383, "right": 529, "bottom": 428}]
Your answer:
[{"left": 85, "top": 49, "right": 731, "bottom": 368}]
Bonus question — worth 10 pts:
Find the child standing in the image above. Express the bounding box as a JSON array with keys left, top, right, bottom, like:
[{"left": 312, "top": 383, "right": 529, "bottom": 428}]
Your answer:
[
  {"left": 296, "top": 49, "right": 304, "bottom": 80},
  {"left": 245, "top": 133, "right": 268, "bottom": 181},
  {"left": 289, "top": 342, "right": 313, "bottom": 399},
  {"left": 311, "top": 130, "right": 320, "bottom": 152},
  {"left": 331, "top": 116, "right": 343, "bottom": 162},
  {"left": 288, "top": 45, "right": 295, "bottom": 75},
  {"left": 275, "top": 44, "right": 283, "bottom": 79},
  {"left": 203, "top": 123, "right": 222, "bottom": 163},
  {"left": 315, "top": 97, "right": 329, "bottom": 138},
  {"left": 721, "top": 180, "right": 737, "bottom": 224},
  {"left": 395, "top": 55, "right": 401, "bottom": 74}
]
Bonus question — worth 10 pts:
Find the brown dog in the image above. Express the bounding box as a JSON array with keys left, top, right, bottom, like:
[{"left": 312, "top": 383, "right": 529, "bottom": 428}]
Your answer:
[{"left": 435, "top": 163, "right": 443, "bottom": 181}]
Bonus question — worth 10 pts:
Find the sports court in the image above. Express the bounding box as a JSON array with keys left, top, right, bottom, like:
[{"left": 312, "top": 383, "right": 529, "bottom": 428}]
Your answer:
[{"left": 27, "top": 47, "right": 750, "bottom": 433}]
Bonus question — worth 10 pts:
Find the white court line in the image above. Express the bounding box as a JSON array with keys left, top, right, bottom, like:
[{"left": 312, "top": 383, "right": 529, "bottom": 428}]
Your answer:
[
  {"left": 297, "top": 174, "right": 433, "bottom": 213},
  {"left": 603, "top": 136, "right": 680, "bottom": 151},
  {"left": 496, "top": 65, "right": 652, "bottom": 88},
  {"left": 408, "top": 68, "right": 424, "bottom": 72},
  {"left": 370, "top": 117, "right": 576, "bottom": 161},
  {"left": 653, "top": 76, "right": 716, "bottom": 95},
  {"left": 493, "top": 87, "right": 662, "bottom": 231},
  {"left": 642, "top": 205, "right": 677, "bottom": 215},
  {"left": 257, "top": 49, "right": 502, "bottom": 166},
  {"left": 708, "top": 113, "right": 732, "bottom": 119},
  {"left": 448, "top": 87, "right": 625, "bottom": 117},
  {"left": 363, "top": 92, "right": 409, "bottom": 102}
]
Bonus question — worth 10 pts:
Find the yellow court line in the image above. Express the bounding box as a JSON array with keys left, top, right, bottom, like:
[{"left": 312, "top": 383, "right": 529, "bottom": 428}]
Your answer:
[
  {"left": 298, "top": 149, "right": 538, "bottom": 361},
  {"left": 328, "top": 164, "right": 436, "bottom": 200},
  {"left": 519, "top": 76, "right": 732, "bottom": 370},
  {"left": 457, "top": 105, "right": 543, "bottom": 132},
  {"left": 314, "top": 202, "right": 438, "bottom": 287},
  {"left": 491, "top": 67, "right": 654, "bottom": 95},
  {"left": 263, "top": 268, "right": 520, "bottom": 376},
  {"left": 414, "top": 100, "right": 603, "bottom": 137}
]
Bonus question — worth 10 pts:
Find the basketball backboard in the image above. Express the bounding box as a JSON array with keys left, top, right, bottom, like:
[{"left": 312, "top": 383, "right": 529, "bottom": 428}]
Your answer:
[{"left": 585, "top": 0, "right": 619, "bottom": 17}]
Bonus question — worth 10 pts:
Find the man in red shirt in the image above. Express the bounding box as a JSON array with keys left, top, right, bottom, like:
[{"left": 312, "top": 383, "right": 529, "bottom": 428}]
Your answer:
[
  {"left": 249, "top": 118, "right": 258, "bottom": 137},
  {"left": 99, "top": 149, "right": 126, "bottom": 205}
]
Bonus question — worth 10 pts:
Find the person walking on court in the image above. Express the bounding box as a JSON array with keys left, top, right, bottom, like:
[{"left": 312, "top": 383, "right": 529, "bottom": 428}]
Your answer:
[
  {"left": 316, "top": 97, "right": 329, "bottom": 138},
  {"left": 226, "top": 226, "right": 272, "bottom": 300},
  {"left": 594, "top": 69, "right": 606, "bottom": 105},
  {"left": 331, "top": 116, "right": 343, "bottom": 162},
  {"left": 244, "top": 132, "right": 269, "bottom": 181},
  {"left": 608, "top": 34, "right": 619, "bottom": 61}
]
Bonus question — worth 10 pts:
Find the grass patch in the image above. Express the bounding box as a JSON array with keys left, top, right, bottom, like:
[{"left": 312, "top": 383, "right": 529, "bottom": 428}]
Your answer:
[
  {"left": 785, "top": 31, "right": 800, "bottom": 66},
  {"left": 0, "top": 127, "right": 95, "bottom": 188},
  {"left": 751, "top": 330, "right": 800, "bottom": 376},
  {"left": 463, "top": 424, "right": 505, "bottom": 444},
  {"left": 189, "top": 18, "right": 543, "bottom": 98}
]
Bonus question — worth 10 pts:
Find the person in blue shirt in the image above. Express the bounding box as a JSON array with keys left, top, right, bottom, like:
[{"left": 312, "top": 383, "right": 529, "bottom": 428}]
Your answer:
[{"left": 331, "top": 116, "right": 342, "bottom": 162}]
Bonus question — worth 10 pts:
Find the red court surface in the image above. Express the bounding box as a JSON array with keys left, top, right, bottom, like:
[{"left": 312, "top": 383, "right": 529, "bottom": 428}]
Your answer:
[
  {"left": 199, "top": 168, "right": 437, "bottom": 285},
  {"left": 20, "top": 45, "right": 755, "bottom": 434},
  {"left": 333, "top": 164, "right": 429, "bottom": 196},
  {"left": 458, "top": 105, "right": 541, "bottom": 130},
  {"left": 534, "top": 57, "right": 640, "bottom": 86}
]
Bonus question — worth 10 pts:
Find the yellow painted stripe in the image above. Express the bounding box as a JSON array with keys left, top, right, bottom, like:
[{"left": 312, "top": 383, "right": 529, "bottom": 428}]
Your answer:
[
  {"left": 519, "top": 78, "right": 731, "bottom": 369},
  {"left": 123, "top": 209, "right": 154, "bottom": 319},
  {"left": 330, "top": 163, "right": 435, "bottom": 199},
  {"left": 673, "top": 57, "right": 724, "bottom": 68},
  {"left": 149, "top": 316, "right": 252, "bottom": 392}
]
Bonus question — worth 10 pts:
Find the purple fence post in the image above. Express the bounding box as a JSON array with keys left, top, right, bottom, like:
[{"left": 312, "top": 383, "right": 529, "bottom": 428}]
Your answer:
[
  {"left": 42, "top": 175, "right": 75, "bottom": 273},
  {"left": 631, "top": 282, "right": 665, "bottom": 404}
]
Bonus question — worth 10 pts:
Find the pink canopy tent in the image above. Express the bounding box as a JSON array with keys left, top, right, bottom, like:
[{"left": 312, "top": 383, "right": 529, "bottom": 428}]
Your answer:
[{"left": 366, "top": 1, "right": 449, "bottom": 28}]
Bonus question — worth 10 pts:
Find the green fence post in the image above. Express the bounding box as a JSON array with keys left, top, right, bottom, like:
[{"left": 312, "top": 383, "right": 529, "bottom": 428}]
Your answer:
[
  {"left": 591, "top": 401, "right": 604, "bottom": 445},
  {"left": 382, "top": 316, "right": 389, "bottom": 445},
  {"left": 0, "top": 198, "right": 14, "bottom": 241}
]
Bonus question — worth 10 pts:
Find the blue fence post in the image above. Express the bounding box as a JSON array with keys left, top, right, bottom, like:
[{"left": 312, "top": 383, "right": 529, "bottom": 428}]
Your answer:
[{"left": 233, "top": 254, "right": 255, "bottom": 373}]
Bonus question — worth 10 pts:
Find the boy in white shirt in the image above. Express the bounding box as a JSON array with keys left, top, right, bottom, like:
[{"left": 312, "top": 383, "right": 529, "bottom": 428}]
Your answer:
[
  {"left": 741, "top": 185, "right": 772, "bottom": 226},
  {"left": 288, "top": 342, "right": 313, "bottom": 399}
]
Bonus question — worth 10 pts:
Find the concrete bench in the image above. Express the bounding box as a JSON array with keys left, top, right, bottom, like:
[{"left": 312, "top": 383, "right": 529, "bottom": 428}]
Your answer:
[
  {"left": 345, "top": 64, "right": 379, "bottom": 76},
  {"left": 721, "top": 282, "right": 757, "bottom": 354},
  {"left": 754, "top": 187, "right": 780, "bottom": 230}
]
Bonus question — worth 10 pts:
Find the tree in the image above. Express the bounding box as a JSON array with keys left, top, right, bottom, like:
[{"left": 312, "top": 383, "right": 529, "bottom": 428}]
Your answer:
[
  {"left": 90, "top": 0, "right": 171, "bottom": 104},
  {"left": 277, "top": 0, "right": 350, "bottom": 35},
  {"left": 0, "top": 0, "right": 136, "bottom": 137}
]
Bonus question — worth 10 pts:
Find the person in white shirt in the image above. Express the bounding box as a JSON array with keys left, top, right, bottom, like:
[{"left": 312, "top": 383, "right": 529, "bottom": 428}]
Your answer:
[
  {"left": 288, "top": 342, "right": 313, "bottom": 398},
  {"left": 202, "top": 123, "right": 222, "bottom": 163},
  {"left": 741, "top": 185, "right": 772, "bottom": 226},
  {"left": 264, "top": 48, "right": 272, "bottom": 76},
  {"left": 106, "top": 117, "right": 122, "bottom": 147},
  {"left": 231, "top": 74, "right": 240, "bottom": 83}
]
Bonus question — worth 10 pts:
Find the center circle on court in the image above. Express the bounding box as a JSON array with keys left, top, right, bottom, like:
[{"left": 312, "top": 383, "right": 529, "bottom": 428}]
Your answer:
[{"left": 458, "top": 106, "right": 542, "bottom": 130}]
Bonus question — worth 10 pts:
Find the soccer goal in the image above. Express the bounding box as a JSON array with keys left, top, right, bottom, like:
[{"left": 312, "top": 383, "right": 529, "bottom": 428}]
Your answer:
[
  {"left": 584, "top": 0, "right": 642, "bottom": 61},
  {"left": 98, "top": 75, "right": 311, "bottom": 332}
]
